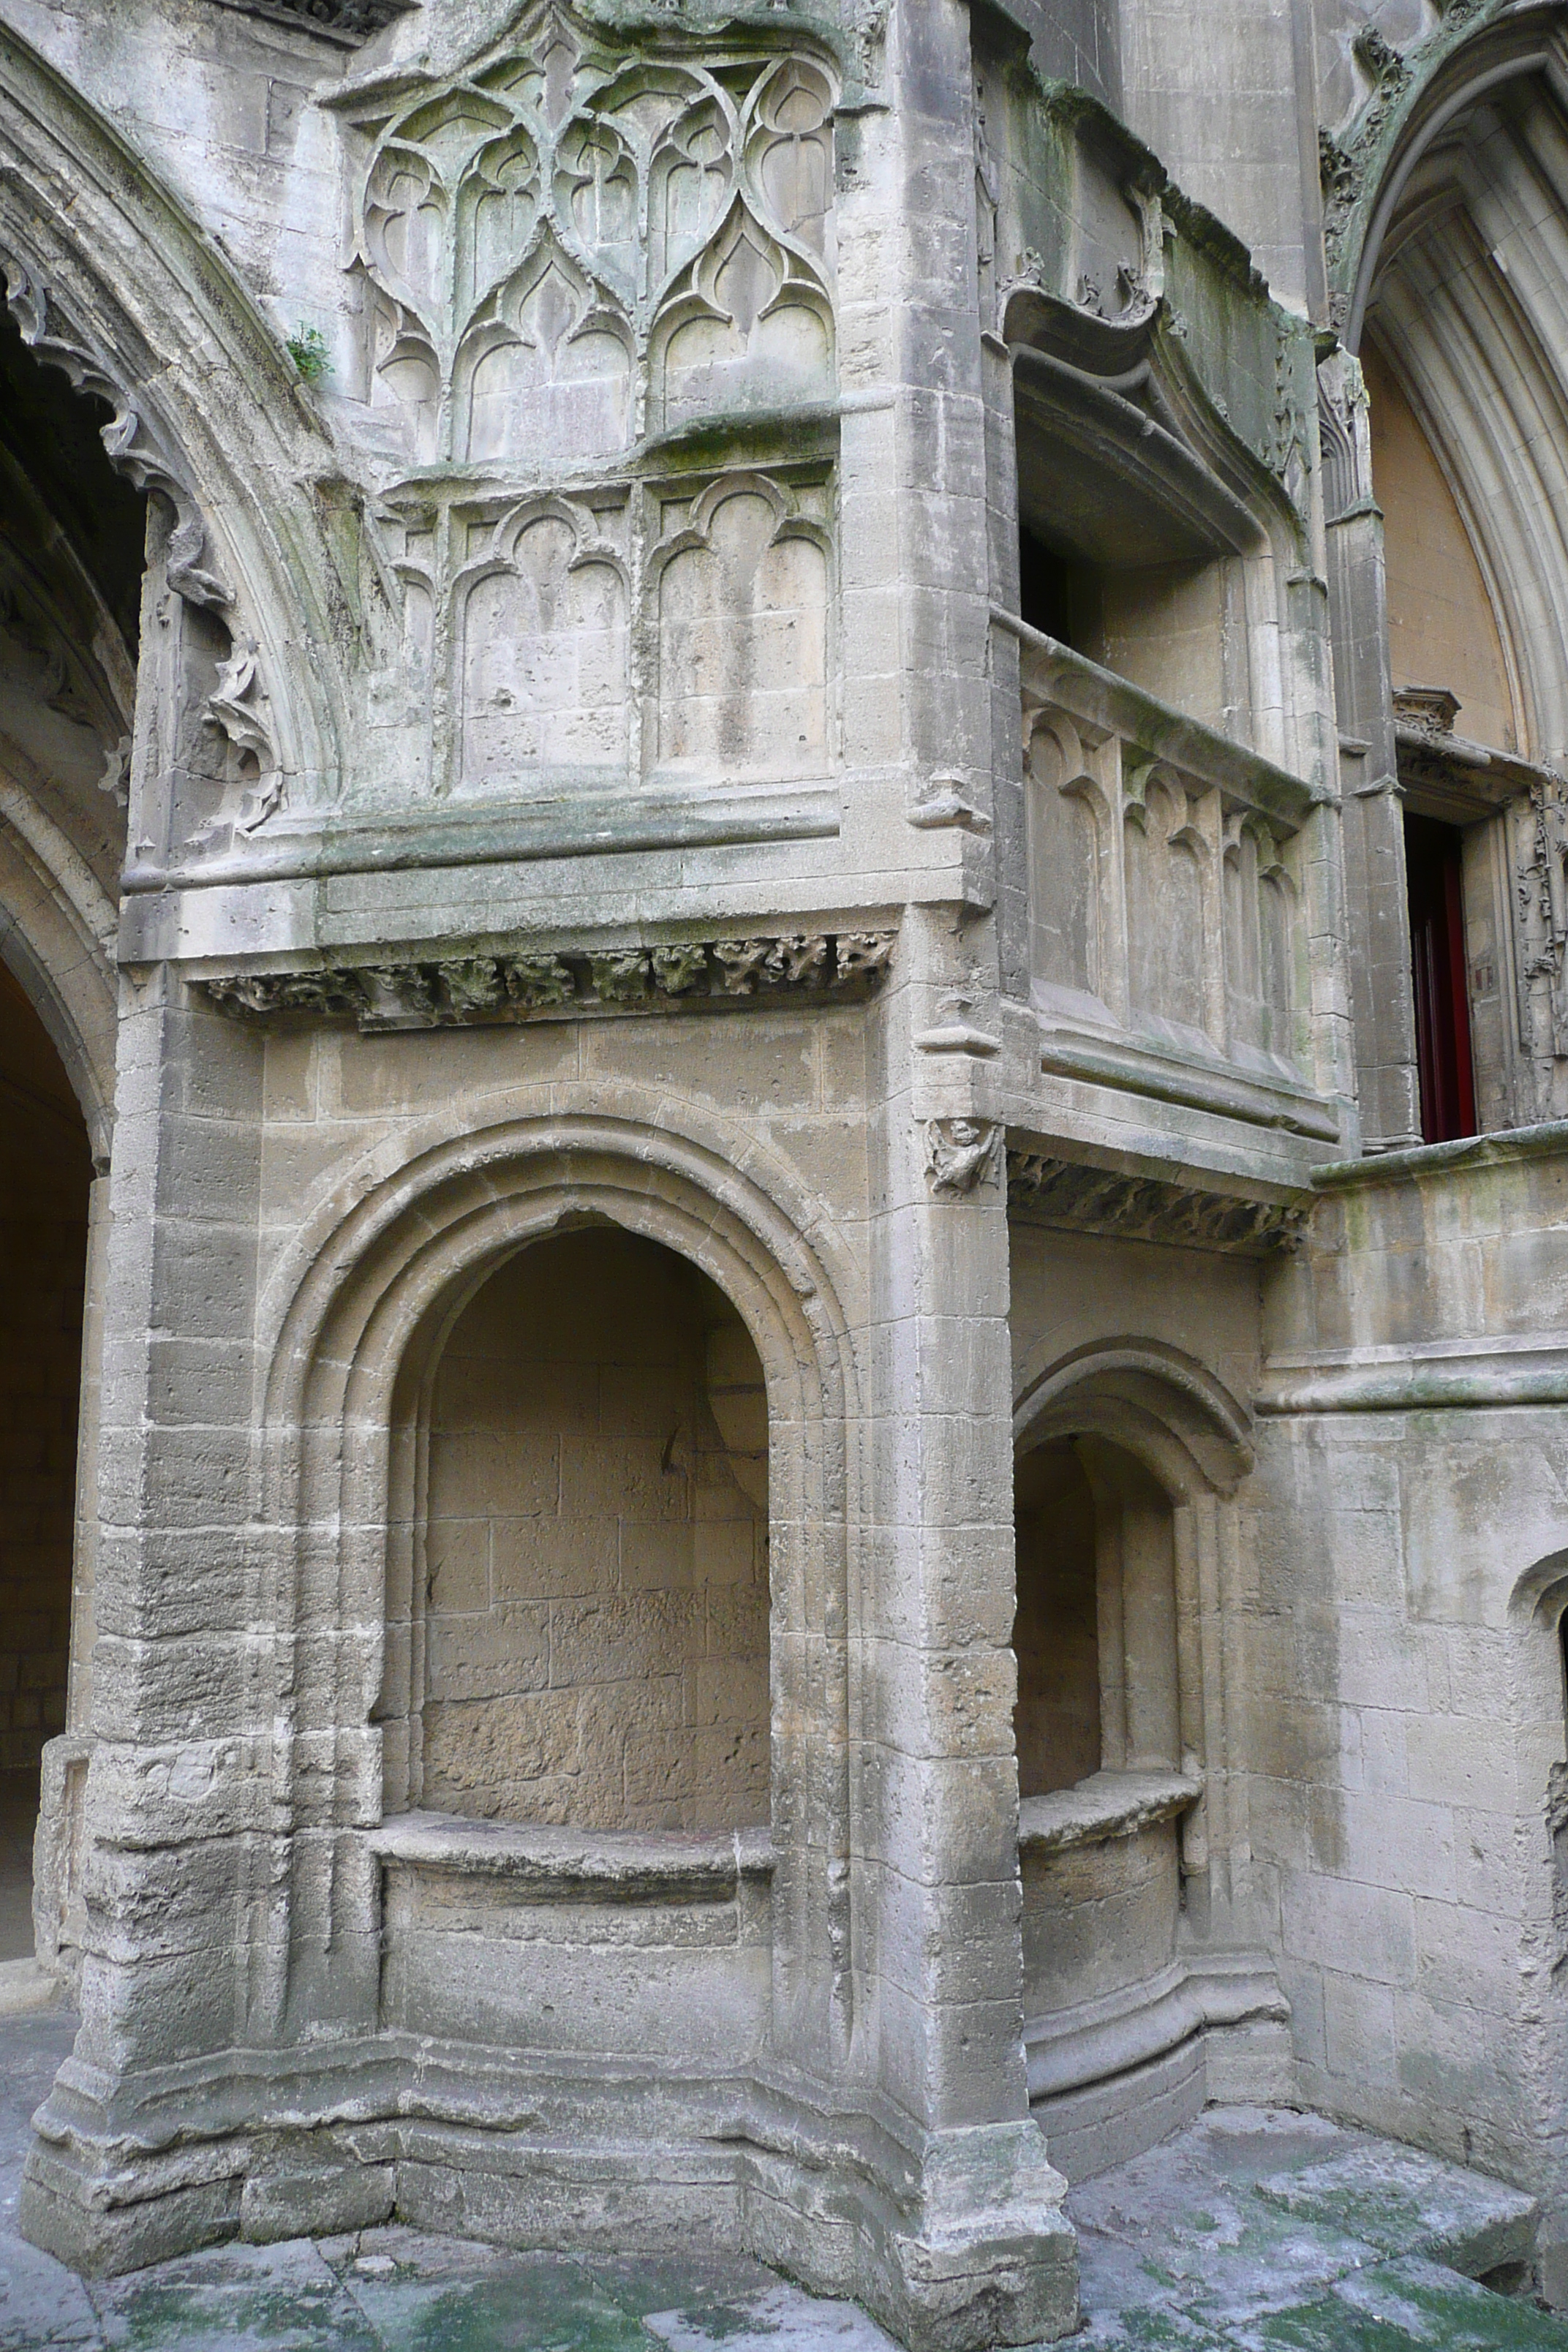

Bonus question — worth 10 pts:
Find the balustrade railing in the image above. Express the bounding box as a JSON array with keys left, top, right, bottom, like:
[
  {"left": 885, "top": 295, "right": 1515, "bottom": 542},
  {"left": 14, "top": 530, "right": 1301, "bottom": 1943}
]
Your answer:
[{"left": 1010, "top": 618, "right": 1335, "bottom": 1134}]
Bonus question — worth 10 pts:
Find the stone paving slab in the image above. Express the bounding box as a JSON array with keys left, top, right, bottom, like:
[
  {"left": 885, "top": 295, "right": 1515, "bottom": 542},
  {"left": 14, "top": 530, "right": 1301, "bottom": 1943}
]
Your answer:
[
  {"left": 1068, "top": 2109, "right": 1566, "bottom": 2352},
  {"left": 5, "top": 2010, "right": 1568, "bottom": 2351},
  {"left": 1254, "top": 2146, "right": 1538, "bottom": 2275}
]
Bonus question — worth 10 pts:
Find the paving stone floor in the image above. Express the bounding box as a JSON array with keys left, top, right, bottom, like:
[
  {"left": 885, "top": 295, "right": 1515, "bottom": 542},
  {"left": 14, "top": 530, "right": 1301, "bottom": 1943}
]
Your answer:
[
  {"left": 4, "top": 2003, "right": 1567, "bottom": 2349},
  {"left": 0, "top": 1781, "right": 37, "bottom": 1966}
]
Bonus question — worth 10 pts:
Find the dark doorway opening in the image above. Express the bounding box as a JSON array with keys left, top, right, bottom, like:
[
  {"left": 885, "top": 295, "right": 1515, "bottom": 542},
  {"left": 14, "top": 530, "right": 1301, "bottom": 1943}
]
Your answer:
[{"left": 1405, "top": 812, "right": 1476, "bottom": 1145}]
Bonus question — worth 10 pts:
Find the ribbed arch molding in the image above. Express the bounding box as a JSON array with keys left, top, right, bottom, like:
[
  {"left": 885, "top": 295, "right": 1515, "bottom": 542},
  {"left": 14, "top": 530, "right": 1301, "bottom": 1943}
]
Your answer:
[{"left": 1368, "top": 69, "right": 1568, "bottom": 759}]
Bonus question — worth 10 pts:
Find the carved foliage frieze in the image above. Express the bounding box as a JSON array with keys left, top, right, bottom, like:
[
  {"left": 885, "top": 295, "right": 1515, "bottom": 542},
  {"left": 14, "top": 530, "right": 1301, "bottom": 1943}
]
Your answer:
[
  {"left": 199, "top": 928, "right": 894, "bottom": 1028},
  {"left": 347, "top": 8, "right": 837, "bottom": 467},
  {"left": 1008, "top": 1150, "right": 1308, "bottom": 1255}
]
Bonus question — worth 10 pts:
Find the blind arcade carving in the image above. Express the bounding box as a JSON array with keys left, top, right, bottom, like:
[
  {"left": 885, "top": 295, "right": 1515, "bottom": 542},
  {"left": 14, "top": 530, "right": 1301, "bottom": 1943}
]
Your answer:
[{"left": 337, "top": 8, "right": 840, "bottom": 816}]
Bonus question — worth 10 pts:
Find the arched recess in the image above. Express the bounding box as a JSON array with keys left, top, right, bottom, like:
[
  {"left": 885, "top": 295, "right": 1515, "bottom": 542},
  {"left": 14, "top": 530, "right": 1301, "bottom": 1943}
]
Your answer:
[
  {"left": 1011, "top": 1341, "right": 1265, "bottom": 2177},
  {"left": 0, "top": 20, "right": 355, "bottom": 814},
  {"left": 1332, "top": 19, "right": 1568, "bottom": 1131},
  {"left": 1014, "top": 1338, "right": 1255, "bottom": 1501},
  {"left": 1332, "top": 4, "right": 1567, "bottom": 357},
  {"left": 251, "top": 1115, "right": 859, "bottom": 2072},
  {"left": 1506, "top": 1546, "right": 1568, "bottom": 2157}
]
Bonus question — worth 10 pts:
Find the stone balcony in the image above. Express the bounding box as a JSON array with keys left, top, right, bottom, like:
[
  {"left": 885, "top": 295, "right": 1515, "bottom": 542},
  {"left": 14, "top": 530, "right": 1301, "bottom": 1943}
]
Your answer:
[{"left": 1003, "top": 617, "right": 1349, "bottom": 1177}]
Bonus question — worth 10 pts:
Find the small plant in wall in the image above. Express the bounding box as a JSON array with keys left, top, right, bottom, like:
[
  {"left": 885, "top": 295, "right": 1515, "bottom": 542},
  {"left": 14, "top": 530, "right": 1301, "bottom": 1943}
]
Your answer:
[{"left": 286, "top": 323, "right": 330, "bottom": 385}]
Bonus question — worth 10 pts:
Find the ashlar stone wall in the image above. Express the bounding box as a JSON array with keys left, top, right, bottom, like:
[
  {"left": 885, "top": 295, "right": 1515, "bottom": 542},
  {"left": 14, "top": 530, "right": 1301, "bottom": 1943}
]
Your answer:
[{"left": 419, "top": 1226, "right": 769, "bottom": 1833}]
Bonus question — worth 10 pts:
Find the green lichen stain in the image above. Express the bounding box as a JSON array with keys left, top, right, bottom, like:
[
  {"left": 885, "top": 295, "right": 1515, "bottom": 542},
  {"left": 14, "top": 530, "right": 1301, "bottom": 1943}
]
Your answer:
[
  {"left": 1077, "top": 2311, "right": 1232, "bottom": 2350},
  {"left": 644, "top": 2303, "right": 774, "bottom": 2344},
  {"left": 343, "top": 2266, "right": 650, "bottom": 2352},
  {"left": 1254, "top": 2180, "right": 1433, "bottom": 2255},
  {"left": 101, "top": 2274, "right": 378, "bottom": 2351},
  {"left": 585, "top": 2254, "right": 783, "bottom": 2319},
  {"left": 1253, "top": 2260, "right": 1568, "bottom": 2351}
]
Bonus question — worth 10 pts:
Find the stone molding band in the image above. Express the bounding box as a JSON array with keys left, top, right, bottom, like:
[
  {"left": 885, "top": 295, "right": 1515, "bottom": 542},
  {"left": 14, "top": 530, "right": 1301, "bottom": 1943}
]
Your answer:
[
  {"left": 197, "top": 930, "right": 896, "bottom": 1029},
  {"left": 1008, "top": 1150, "right": 1309, "bottom": 1256}
]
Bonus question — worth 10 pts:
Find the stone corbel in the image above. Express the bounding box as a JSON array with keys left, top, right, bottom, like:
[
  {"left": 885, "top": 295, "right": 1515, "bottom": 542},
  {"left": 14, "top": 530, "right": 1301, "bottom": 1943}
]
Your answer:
[
  {"left": 923, "top": 1117, "right": 1003, "bottom": 1198},
  {"left": 846, "top": 0, "right": 892, "bottom": 99},
  {"left": 908, "top": 775, "right": 992, "bottom": 833}
]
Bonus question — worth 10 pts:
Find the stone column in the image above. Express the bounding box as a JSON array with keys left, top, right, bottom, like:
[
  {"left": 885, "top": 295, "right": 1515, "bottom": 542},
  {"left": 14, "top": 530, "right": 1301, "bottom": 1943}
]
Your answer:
[
  {"left": 23, "top": 970, "right": 271, "bottom": 2271},
  {"left": 1319, "top": 350, "right": 1421, "bottom": 1149},
  {"left": 827, "top": 4, "right": 1074, "bottom": 2339}
]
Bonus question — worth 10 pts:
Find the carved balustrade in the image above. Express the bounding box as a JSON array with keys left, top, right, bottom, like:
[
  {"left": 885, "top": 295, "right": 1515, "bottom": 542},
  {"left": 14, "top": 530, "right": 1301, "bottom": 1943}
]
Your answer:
[{"left": 1016, "top": 621, "right": 1335, "bottom": 1136}]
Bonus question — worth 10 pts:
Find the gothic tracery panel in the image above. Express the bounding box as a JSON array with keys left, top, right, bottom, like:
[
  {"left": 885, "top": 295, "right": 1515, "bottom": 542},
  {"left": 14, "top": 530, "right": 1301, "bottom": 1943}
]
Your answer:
[
  {"left": 459, "top": 243, "right": 633, "bottom": 464},
  {"left": 347, "top": 9, "right": 838, "bottom": 469}
]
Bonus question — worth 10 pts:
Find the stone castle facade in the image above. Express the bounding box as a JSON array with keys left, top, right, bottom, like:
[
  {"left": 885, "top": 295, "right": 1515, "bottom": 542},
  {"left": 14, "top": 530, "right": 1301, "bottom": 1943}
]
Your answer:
[{"left": 1, "top": 0, "right": 1567, "bottom": 2338}]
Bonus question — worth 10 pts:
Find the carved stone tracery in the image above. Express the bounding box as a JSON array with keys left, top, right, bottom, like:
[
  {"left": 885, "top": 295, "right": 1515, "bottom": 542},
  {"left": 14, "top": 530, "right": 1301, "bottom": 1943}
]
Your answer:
[
  {"left": 344, "top": 12, "right": 838, "bottom": 468},
  {"left": 336, "top": 5, "right": 843, "bottom": 808}
]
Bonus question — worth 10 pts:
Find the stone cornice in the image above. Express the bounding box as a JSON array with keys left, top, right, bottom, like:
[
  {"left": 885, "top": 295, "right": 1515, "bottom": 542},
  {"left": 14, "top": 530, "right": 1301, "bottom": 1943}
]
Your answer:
[
  {"left": 1007, "top": 1150, "right": 1309, "bottom": 1256},
  {"left": 196, "top": 930, "right": 896, "bottom": 1028}
]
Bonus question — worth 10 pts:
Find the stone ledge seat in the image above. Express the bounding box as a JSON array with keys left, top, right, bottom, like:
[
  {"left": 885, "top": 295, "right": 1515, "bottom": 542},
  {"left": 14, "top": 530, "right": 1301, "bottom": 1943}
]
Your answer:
[
  {"left": 367, "top": 1812, "right": 774, "bottom": 1903},
  {"left": 1017, "top": 1768, "right": 1203, "bottom": 1854}
]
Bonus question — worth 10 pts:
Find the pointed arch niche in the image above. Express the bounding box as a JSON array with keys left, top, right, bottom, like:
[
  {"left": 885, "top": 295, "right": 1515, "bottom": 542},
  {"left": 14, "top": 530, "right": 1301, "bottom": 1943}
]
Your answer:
[
  {"left": 1011, "top": 1343, "right": 1281, "bottom": 2182},
  {"left": 255, "top": 1115, "right": 856, "bottom": 2078}
]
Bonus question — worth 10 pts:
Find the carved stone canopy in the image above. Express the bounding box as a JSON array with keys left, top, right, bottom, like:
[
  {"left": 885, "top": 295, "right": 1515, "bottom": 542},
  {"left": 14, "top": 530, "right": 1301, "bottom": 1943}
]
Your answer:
[
  {"left": 198, "top": 930, "right": 895, "bottom": 1030},
  {"left": 1008, "top": 1150, "right": 1309, "bottom": 1256}
]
